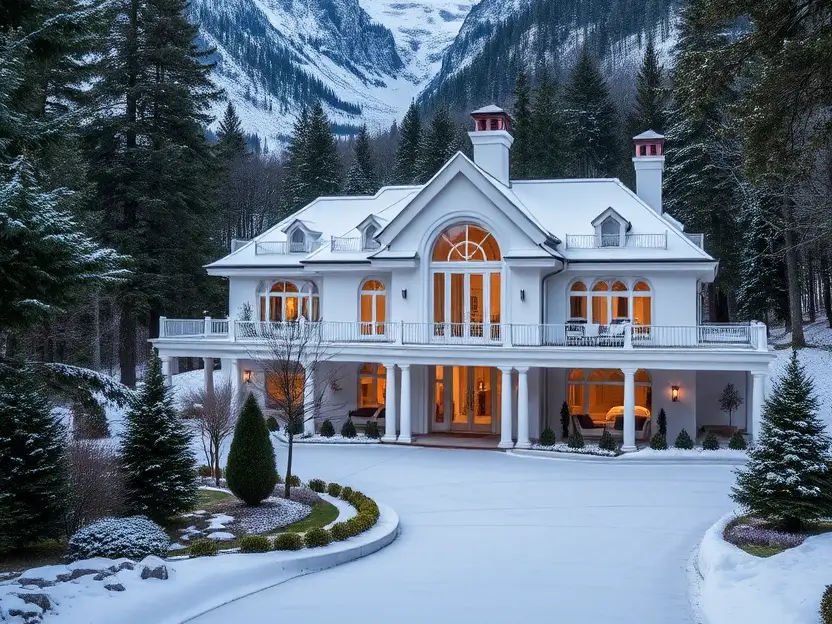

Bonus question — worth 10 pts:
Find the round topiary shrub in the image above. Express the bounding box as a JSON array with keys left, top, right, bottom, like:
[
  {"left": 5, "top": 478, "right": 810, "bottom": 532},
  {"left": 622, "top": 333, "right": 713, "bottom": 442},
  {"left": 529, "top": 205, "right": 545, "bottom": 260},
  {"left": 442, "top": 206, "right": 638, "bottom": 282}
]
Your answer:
[
  {"left": 327, "top": 482, "right": 342, "bottom": 497},
  {"left": 303, "top": 527, "right": 332, "bottom": 548},
  {"left": 330, "top": 522, "right": 352, "bottom": 541},
  {"left": 598, "top": 429, "right": 618, "bottom": 453},
  {"left": 539, "top": 427, "right": 556, "bottom": 447},
  {"left": 226, "top": 394, "right": 278, "bottom": 506},
  {"left": 341, "top": 418, "right": 357, "bottom": 438},
  {"left": 820, "top": 585, "right": 832, "bottom": 624},
  {"left": 340, "top": 486, "right": 354, "bottom": 501},
  {"left": 188, "top": 538, "right": 219, "bottom": 557},
  {"left": 702, "top": 431, "right": 720, "bottom": 450},
  {"left": 728, "top": 431, "right": 748, "bottom": 450},
  {"left": 239, "top": 534, "right": 272, "bottom": 553},
  {"left": 308, "top": 478, "right": 326, "bottom": 493},
  {"left": 287, "top": 474, "right": 301, "bottom": 487},
  {"left": 674, "top": 428, "right": 694, "bottom": 450},
  {"left": 364, "top": 421, "right": 381, "bottom": 439},
  {"left": 273, "top": 532, "right": 304, "bottom": 551},
  {"left": 649, "top": 432, "right": 667, "bottom": 450},
  {"left": 320, "top": 419, "right": 335, "bottom": 437},
  {"left": 265, "top": 416, "right": 279, "bottom": 432},
  {"left": 567, "top": 429, "right": 585, "bottom": 450},
  {"left": 68, "top": 516, "right": 169, "bottom": 561}
]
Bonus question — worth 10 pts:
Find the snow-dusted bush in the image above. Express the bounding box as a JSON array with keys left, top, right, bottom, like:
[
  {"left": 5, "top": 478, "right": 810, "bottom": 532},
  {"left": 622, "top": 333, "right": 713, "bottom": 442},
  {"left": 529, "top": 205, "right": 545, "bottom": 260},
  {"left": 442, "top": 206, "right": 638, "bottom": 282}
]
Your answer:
[
  {"left": 702, "top": 431, "right": 720, "bottom": 450},
  {"left": 273, "top": 532, "right": 303, "bottom": 551},
  {"left": 674, "top": 428, "right": 694, "bottom": 450},
  {"left": 68, "top": 516, "right": 169, "bottom": 561},
  {"left": 821, "top": 585, "right": 832, "bottom": 624},
  {"left": 340, "top": 418, "right": 357, "bottom": 438},
  {"left": 189, "top": 538, "right": 218, "bottom": 557},
  {"left": 539, "top": 427, "right": 556, "bottom": 446},
  {"left": 567, "top": 429, "right": 584, "bottom": 449},
  {"left": 303, "top": 527, "right": 332, "bottom": 548},
  {"left": 364, "top": 420, "right": 381, "bottom": 439},
  {"left": 728, "top": 431, "right": 748, "bottom": 450},
  {"left": 649, "top": 432, "right": 667, "bottom": 450},
  {"left": 320, "top": 419, "right": 335, "bottom": 437},
  {"left": 598, "top": 430, "right": 618, "bottom": 452}
]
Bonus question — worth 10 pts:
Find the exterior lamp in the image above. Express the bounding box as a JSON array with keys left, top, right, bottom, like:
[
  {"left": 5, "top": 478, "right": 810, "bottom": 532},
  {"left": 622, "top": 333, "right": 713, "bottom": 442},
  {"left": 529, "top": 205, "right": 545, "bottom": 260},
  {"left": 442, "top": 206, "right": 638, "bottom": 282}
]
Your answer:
[
  {"left": 671, "top": 385, "right": 680, "bottom": 402},
  {"left": 401, "top": 289, "right": 407, "bottom": 299},
  {"left": 243, "top": 370, "right": 254, "bottom": 384},
  {"left": 520, "top": 289, "right": 526, "bottom": 302}
]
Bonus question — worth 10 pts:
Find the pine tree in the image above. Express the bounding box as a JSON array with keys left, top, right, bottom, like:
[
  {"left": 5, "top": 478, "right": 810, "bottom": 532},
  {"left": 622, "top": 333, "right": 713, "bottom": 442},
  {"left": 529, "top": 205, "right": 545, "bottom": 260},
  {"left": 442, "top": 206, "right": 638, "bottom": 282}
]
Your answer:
[
  {"left": 560, "top": 401, "right": 571, "bottom": 439},
  {"left": 282, "top": 107, "right": 312, "bottom": 214},
  {"left": 510, "top": 70, "right": 533, "bottom": 179},
  {"left": 564, "top": 47, "right": 621, "bottom": 178},
  {"left": 84, "top": 0, "right": 221, "bottom": 387},
  {"left": 416, "top": 104, "right": 459, "bottom": 183},
  {"left": 225, "top": 393, "right": 278, "bottom": 506},
  {"left": 627, "top": 39, "right": 666, "bottom": 136},
  {"left": 0, "top": 366, "right": 67, "bottom": 553},
  {"left": 346, "top": 126, "right": 378, "bottom": 195},
  {"left": 305, "top": 101, "right": 342, "bottom": 197},
  {"left": 121, "top": 353, "right": 198, "bottom": 521},
  {"left": 732, "top": 351, "right": 832, "bottom": 532},
  {"left": 530, "top": 71, "right": 569, "bottom": 179},
  {"left": 216, "top": 102, "right": 247, "bottom": 163},
  {"left": 392, "top": 102, "right": 422, "bottom": 185}
]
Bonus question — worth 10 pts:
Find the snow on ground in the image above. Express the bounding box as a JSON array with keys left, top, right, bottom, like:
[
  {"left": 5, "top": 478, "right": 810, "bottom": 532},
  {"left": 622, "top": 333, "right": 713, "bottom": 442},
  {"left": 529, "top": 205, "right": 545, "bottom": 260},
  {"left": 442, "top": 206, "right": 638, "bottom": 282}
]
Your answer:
[
  {"left": 772, "top": 317, "right": 832, "bottom": 348},
  {"left": 191, "top": 443, "right": 736, "bottom": 624},
  {"left": 698, "top": 513, "right": 832, "bottom": 624},
  {"left": 770, "top": 347, "right": 832, "bottom": 435}
]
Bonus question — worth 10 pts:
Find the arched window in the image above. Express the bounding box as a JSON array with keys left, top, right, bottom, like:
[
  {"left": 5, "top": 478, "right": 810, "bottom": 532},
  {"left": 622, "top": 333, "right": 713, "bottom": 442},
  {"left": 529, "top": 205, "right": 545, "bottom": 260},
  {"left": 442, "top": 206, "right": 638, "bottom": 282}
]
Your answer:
[
  {"left": 258, "top": 281, "right": 320, "bottom": 322},
  {"left": 568, "top": 368, "right": 652, "bottom": 423},
  {"left": 632, "top": 280, "right": 652, "bottom": 325},
  {"left": 360, "top": 279, "right": 386, "bottom": 335},
  {"left": 569, "top": 281, "right": 588, "bottom": 320},
  {"left": 600, "top": 217, "right": 621, "bottom": 247},
  {"left": 290, "top": 229, "right": 306, "bottom": 253},
  {"left": 431, "top": 224, "right": 501, "bottom": 262},
  {"left": 568, "top": 279, "right": 652, "bottom": 326},
  {"left": 358, "top": 363, "right": 386, "bottom": 408}
]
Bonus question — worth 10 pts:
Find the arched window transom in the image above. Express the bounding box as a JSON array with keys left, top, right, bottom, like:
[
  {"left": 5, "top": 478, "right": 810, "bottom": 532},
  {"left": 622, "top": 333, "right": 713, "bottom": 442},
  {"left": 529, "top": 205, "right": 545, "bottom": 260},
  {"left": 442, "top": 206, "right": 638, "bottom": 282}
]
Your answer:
[
  {"left": 432, "top": 224, "right": 501, "bottom": 262},
  {"left": 568, "top": 279, "right": 652, "bottom": 325},
  {"left": 258, "top": 280, "right": 320, "bottom": 322}
]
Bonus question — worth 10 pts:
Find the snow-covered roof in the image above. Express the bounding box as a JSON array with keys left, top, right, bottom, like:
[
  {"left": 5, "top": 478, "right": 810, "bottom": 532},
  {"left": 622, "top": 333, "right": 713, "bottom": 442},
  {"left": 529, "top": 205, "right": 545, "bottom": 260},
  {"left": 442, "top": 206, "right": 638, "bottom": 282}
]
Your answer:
[
  {"left": 471, "top": 104, "right": 506, "bottom": 115},
  {"left": 206, "top": 152, "right": 711, "bottom": 272},
  {"left": 633, "top": 130, "right": 665, "bottom": 140}
]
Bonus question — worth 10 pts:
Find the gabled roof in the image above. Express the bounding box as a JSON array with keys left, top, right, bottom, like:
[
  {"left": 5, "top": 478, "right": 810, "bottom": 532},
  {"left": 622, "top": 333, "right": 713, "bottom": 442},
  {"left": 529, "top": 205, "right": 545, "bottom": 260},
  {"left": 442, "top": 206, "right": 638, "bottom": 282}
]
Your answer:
[
  {"left": 633, "top": 130, "right": 664, "bottom": 140},
  {"left": 591, "top": 206, "right": 631, "bottom": 230},
  {"left": 471, "top": 104, "right": 507, "bottom": 115}
]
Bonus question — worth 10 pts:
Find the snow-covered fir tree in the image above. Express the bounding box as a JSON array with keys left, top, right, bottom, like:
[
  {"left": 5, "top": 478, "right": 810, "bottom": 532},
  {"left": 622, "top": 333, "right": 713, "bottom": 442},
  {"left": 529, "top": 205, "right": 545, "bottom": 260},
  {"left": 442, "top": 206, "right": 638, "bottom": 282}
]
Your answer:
[
  {"left": 530, "top": 71, "right": 569, "bottom": 179},
  {"left": 416, "top": 104, "right": 459, "bottom": 183},
  {"left": 627, "top": 39, "right": 666, "bottom": 136},
  {"left": 282, "top": 107, "right": 312, "bottom": 214},
  {"left": 121, "top": 353, "right": 198, "bottom": 521},
  {"left": 392, "top": 102, "right": 422, "bottom": 185},
  {"left": 564, "top": 47, "right": 620, "bottom": 178},
  {"left": 0, "top": 366, "right": 67, "bottom": 553},
  {"left": 731, "top": 351, "right": 832, "bottom": 531},
  {"left": 215, "top": 102, "right": 248, "bottom": 163},
  {"left": 346, "top": 125, "right": 378, "bottom": 195},
  {"left": 510, "top": 70, "right": 533, "bottom": 180}
]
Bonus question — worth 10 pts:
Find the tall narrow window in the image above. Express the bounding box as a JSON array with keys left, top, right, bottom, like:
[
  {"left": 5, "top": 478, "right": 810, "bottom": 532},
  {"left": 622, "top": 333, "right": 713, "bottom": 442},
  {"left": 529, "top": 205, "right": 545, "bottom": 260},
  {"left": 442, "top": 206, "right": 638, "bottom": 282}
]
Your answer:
[
  {"left": 632, "top": 281, "right": 652, "bottom": 325},
  {"left": 600, "top": 217, "right": 621, "bottom": 247},
  {"left": 591, "top": 281, "right": 610, "bottom": 324},
  {"left": 358, "top": 363, "right": 386, "bottom": 408},
  {"left": 360, "top": 279, "right": 386, "bottom": 335},
  {"left": 569, "top": 282, "right": 588, "bottom": 320},
  {"left": 290, "top": 229, "right": 306, "bottom": 253}
]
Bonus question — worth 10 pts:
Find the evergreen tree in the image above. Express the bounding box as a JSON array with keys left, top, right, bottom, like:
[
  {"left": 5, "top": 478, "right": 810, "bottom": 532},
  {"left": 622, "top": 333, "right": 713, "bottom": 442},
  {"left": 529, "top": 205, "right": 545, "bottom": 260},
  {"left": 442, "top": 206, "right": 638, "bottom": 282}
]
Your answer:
[
  {"left": 305, "top": 101, "right": 342, "bottom": 197},
  {"left": 732, "top": 351, "right": 832, "bottom": 531},
  {"left": 0, "top": 366, "right": 66, "bottom": 553},
  {"left": 416, "top": 104, "right": 459, "bottom": 183},
  {"left": 510, "top": 70, "right": 533, "bottom": 179},
  {"left": 215, "top": 102, "right": 247, "bottom": 163},
  {"left": 560, "top": 401, "right": 571, "bottom": 439},
  {"left": 225, "top": 394, "right": 278, "bottom": 506},
  {"left": 84, "top": 0, "right": 221, "bottom": 387},
  {"left": 564, "top": 47, "right": 620, "bottom": 177},
  {"left": 346, "top": 126, "right": 378, "bottom": 195},
  {"left": 282, "top": 107, "right": 311, "bottom": 213},
  {"left": 627, "top": 39, "right": 666, "bottom": 136},
  {"left": 121, "top": 353, "right": 198, "bottom": 521},
  {"left": 530, "top": 72, "right": 569, "bottom": 179},
  {"left": 392, "top": 102, "right": 422, "bottom": 185}
]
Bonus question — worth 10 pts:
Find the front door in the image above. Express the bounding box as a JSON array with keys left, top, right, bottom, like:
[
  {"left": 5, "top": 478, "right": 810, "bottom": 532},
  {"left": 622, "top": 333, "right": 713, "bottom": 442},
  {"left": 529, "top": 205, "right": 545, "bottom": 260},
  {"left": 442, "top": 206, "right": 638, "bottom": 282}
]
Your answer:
[
  {"left": 432, "top": 366, "right": 498, "bottom": 433},
  {"left": 439, "top": 271, "right": 499, "bottom": 342}
]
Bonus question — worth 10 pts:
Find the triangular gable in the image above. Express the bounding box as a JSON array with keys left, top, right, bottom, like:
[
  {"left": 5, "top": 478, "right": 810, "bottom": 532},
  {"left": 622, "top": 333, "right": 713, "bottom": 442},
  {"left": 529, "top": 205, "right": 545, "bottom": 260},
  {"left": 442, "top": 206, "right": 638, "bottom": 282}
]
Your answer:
[
  {"left": 280, "top": 218, "right": 322, "bottom": 238},
  {"left": 377, "top": 152, "right": 555, "bottom": 249},
  {"left": 591, "top": 206, "right": 631, "bottom": 231}
]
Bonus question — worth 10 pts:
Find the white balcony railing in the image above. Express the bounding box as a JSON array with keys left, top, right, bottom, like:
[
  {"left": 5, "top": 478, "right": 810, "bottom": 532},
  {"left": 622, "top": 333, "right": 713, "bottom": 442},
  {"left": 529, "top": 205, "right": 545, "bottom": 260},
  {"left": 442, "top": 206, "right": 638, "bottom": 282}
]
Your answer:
[
  {"left": 158, "top": 318, "right": 766, "bottom": 351},
  {"left": 565, "top": 233, "right": 668, "bottom": 249},
  {"left": 330, "top": 236, "right": 382, "bottom": 252},
  {"left": 254, "top": 240, "right": 324, "bottom": 255}
]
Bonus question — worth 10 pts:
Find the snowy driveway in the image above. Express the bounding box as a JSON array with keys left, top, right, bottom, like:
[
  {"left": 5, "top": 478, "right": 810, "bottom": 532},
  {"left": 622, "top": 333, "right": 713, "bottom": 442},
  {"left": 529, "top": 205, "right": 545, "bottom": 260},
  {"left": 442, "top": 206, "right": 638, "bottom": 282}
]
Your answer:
[{"left": 193, "top": 445, "right": 735, "bottom": 624}]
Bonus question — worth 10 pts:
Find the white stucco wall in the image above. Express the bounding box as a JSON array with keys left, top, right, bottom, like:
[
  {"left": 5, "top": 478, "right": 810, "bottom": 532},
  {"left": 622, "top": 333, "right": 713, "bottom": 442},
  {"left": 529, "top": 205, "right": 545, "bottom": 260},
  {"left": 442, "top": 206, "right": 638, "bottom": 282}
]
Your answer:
[
  {"left": 651, "top": 370, "right": 697, "bottom": 442},
  {"left": 695, "top": 370, "right": 749, "bottom": 431}
]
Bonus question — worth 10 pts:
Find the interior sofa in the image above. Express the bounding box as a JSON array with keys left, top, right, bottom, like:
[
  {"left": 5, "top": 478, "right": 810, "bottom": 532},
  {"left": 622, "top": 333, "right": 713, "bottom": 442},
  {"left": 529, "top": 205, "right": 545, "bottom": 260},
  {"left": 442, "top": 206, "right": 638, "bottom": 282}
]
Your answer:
[
  {"left": 571, "top": 414, "right": 651, "bottom": 442},
  {"left": 346, "top": 406, "right": 386, "bottom": 430}
]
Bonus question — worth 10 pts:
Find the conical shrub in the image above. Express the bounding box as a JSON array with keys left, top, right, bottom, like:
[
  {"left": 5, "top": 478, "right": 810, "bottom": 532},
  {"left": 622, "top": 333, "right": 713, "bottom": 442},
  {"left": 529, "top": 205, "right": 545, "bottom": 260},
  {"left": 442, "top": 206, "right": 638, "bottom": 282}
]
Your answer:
[
  {"left": 539, "top": 427, "right": 556, "bottom": 447},
  {"left": 728, "top": 431, "right": 747, "bottom": 450},
  {"left": 320, "top": 418, "right": 335, "bottom": 437},
  {"left": 649, "top": 432, "right": 667, "bottom": 450},
  {"left": 674, "top": 428, "right": 694, "bottom": 450},
  {"left": 702, "top": 431, "right": 720, "bottom": 450},
  {"left": 567, "top": 429, "right": 584, "bottom": 449},
  {"left": 225, "top": 394, "right": 278, "bottom": 505}
]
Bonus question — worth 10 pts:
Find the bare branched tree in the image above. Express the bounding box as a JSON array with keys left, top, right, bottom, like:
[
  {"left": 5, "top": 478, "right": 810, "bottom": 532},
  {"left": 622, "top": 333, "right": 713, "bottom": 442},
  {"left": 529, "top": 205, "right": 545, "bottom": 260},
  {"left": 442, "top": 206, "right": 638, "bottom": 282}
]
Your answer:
[
  {"left": 63, "top": 440, "right": 124, "bottom": 536},
  {"left": 182, "top": 378, "right": 238, "bottom": 486},
  {"left": 250, "top": 320, "right": 344, "bottom": 497}
]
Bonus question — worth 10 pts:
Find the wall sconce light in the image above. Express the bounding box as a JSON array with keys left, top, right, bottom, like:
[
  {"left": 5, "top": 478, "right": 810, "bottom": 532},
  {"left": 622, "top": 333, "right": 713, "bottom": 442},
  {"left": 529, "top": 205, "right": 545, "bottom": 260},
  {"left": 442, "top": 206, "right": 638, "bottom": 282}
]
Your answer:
[
  {"left": 671, "top": 385, "right": 680, "bottom": 402},
  {"left": 520, "top": 289, "right": 526, "bottom": 302},
  {"left": 401, "top": 289, "right": 407, "bottom": 299},
  {"left": 243, "top": 370, "right": 254, "bottom": 384}
]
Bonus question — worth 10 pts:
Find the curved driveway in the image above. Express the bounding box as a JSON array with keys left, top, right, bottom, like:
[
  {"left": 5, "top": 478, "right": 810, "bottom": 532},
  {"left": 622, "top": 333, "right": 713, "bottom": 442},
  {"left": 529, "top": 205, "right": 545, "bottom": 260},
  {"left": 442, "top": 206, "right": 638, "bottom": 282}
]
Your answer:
[{"left": 194, "top": 445, "right": 735, "bottom": 624}]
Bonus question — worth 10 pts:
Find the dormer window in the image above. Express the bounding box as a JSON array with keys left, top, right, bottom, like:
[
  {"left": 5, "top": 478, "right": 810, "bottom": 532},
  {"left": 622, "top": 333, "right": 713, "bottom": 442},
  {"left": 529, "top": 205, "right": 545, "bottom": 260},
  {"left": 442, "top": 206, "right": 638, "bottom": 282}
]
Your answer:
[
  {"left": 363, "top": 225, "right": 380, "bottom": 251},
  {"left": 289, "top": 228, "right": 306, "bottom": 253},
  {"left": 600, "top": 217, "right": 621, "bottom": 247}
]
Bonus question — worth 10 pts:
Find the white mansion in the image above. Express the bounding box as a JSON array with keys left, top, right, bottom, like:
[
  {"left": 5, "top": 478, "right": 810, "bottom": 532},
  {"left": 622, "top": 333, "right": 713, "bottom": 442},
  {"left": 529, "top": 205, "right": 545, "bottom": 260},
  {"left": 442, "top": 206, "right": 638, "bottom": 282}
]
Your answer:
[{"left": 154, "top": 106, "right": 773, "bottom": 451}]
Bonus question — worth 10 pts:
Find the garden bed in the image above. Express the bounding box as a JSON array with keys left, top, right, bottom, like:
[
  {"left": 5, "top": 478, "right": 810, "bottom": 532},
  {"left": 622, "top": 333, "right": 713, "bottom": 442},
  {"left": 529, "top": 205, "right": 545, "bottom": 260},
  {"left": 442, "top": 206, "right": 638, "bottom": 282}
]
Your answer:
[
  {"left": 619, "top": 447, "right": 748, "bottom": 460},
  {"left": 723, "top": 515, "right": 832, "bottom": 558},
  {"left": 529, "top": 443, "right": 619, "bottom": 457},
  {"left": 274, "top": 432, "right": 381, "bottom": 444}
]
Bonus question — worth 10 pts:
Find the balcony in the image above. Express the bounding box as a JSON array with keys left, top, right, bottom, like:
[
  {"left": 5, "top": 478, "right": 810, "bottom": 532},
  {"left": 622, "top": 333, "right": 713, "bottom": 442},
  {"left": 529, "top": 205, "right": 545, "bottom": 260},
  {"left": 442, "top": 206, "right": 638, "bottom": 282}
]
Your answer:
[
  {"left": 565, "top": 233, "right": 667, "bottom": 249},
  {"left": 158, "top": 318, "right": 767, "bottom": 351},
  {"left": 329, "top": 236, "right": 381, "bottom": 252},
  {"left": 254, "top": 240, "right": 325, "bottom": 255}
]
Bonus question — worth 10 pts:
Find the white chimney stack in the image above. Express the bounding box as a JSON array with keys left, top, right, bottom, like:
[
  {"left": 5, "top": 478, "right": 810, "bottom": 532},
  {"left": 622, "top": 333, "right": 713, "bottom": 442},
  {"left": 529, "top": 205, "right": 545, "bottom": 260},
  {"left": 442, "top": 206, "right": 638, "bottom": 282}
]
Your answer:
[
  {"left": 632, "top": 130, "right": 665, "bottom": 214},
  {"left": 468, "top": 105, "right": 514, "bottom": 186}
]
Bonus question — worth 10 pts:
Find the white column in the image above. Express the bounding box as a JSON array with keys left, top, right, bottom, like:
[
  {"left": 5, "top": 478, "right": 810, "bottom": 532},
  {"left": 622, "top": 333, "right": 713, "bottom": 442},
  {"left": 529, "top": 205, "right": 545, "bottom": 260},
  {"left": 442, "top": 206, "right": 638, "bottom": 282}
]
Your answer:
[
  {"left": 622, "top": 367, "right": 637, "bottom": 452},
  {"left": 161, "top": 356, "right": 172, "bottom": 387},
  {"left": 229, "top": 358, "right": 240, "bottom": 399},
  {"left": 203, "top": 357, "right": 214, "bottom": 398},
  {"left": 382, "top": 363, "right": 398, "bottom": 442},
  {"left": 304, "top": 366, "right": 316, "bottom": 435},
  {"left": 751, "top": 372, "right": 766, "bottom": 442},
  {"left": 516, "top": 366, "right": 530, "bottom": 449},
  {"left": 399, "top": 364, "right": 412, "bottom": 443},
  {"left": 499, "top": 367, "right": 514, "bottom": 449}
]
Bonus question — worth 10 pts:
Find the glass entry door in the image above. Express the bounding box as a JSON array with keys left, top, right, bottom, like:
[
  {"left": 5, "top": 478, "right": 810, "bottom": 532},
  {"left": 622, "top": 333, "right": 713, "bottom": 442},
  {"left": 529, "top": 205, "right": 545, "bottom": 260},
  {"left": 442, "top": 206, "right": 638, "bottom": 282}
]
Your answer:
[
  {"left": 435, "top": 271, "right": 500, "bottom": 342},
  {"left": 433, "top": 366, "right": 499, "bottom": 432}
]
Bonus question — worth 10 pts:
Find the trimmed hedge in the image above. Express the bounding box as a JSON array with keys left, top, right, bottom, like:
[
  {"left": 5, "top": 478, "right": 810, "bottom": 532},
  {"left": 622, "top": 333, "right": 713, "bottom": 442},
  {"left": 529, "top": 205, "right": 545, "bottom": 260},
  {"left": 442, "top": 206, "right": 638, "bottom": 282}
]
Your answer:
[
  {"left": 273, "top": 532, "right": 303, "bottom": 551},
  {"left": 728, "top": 431, "right": 748, "bottom": 450},
  {"left": 340, "top": 486, "right": 354, "bottom": 501},
  {"left": 320, "top": 419, "right": 335, "bottom": 437},
  {"left": 821, "top": 585, "right": 832, "bottom": 624},
  {"left": 189, "top": 538, "right": 219, "bottom": 558},
  {"left": 539, "top": 427, "right": 556, "bottom": 446},
  {"left": 327, "top": 482, "right": 342, "bottom": 497},
  {"left": 287, "top": 474, "right": 301, "bottom": 487},
  {"left": 330, "top": 522, "right": 351, "bottom": 541},
  {"left": 308, "top": 478, "right": 326, "bottom": 493},
  {"left": 304, "top": 527, "right": 332, "bottom": 548},
  {"left": 702, "top": 431, "right": 720, "bottom": 450},
  {"left": 239, "top": 534, "right": 271, "bottom": 553}
]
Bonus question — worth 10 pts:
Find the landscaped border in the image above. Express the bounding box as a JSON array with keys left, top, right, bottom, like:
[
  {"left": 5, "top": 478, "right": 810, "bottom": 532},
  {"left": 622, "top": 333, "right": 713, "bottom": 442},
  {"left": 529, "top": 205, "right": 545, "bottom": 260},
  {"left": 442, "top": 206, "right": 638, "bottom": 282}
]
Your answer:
[
  {"left": 274, "top": 432, "right": 381, "bottom": 445},
  {"left": 508, "top": 448, "right": 748, "bottom": 465}
]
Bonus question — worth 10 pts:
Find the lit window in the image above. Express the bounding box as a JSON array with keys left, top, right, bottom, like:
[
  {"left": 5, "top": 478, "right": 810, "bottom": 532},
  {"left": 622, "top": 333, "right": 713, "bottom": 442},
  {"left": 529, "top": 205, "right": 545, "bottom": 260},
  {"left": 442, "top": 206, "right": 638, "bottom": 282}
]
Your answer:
[
  {"left": 358, "top": 363, "right": 386, "bottom": 408},
  {"left": 360, "top": 279, "right": 386, "bottom": 335}
]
